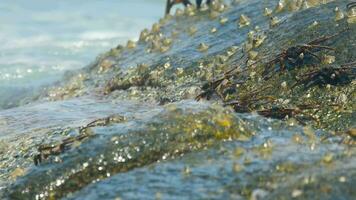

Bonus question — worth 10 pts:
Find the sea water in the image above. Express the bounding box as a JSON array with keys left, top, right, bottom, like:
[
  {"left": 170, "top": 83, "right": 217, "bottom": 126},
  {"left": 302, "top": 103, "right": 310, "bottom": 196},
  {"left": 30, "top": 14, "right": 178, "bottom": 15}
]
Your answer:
[{"left": 0, "top": 0, "right": 163, "bottom": 109}]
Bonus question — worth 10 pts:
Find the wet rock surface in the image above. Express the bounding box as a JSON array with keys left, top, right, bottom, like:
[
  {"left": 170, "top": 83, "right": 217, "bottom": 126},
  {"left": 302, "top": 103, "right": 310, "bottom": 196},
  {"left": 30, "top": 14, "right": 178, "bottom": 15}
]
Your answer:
[{"left": 1, "top": 0, "right": 355, "bottom": 199}]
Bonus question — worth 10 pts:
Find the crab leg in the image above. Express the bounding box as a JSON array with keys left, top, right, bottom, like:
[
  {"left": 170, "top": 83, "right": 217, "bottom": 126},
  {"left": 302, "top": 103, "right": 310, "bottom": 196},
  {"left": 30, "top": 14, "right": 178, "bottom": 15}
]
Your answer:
[
  {"left": 308, "top": 28, "right": 349, "bottom": 45},
  {"left": 341, "top": 61, "right": 356, "bottom": 67},
  {"left": 304, "top": 44, "right": 335, "bottom": 51},
  {"left": 304, "top": 49, "right": 321, "bottom": 61},
  {"left": 279, "top": 57, "right": 286, "bottom": 70}
]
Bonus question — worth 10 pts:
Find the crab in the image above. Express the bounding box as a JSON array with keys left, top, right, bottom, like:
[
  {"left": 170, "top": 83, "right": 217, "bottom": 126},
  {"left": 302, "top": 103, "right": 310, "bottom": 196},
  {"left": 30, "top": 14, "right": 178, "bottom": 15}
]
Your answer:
[
  {"left": 195, "top": 66, "right": 247, "bottom": 100},
  {"left": 257, "top": 102, "right": 345, "bottom": 125},
  {"left": 165, "top": 0, "right": 212, "bottom": 15},
  {"left": 33, "top": 133, "right": 90, "bottom": 166},
  {"left": 257, "top": 106, "right": 317, "bottom": 125},
  {"left": 223, "top": 86, "right": 275, "bottom": 113},
  {"left": 263, "top": 28, "right": 349, "bottom": 79},
  {"left": 34, "top": 115, "right": 126, "bottom": 165},
  {"left": 292, "top": 61, "right": 356, "bottom": 88}
]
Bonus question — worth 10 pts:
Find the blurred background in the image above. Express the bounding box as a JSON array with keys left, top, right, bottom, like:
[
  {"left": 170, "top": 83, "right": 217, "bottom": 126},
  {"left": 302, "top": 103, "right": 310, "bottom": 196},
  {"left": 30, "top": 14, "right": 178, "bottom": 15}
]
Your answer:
[{"left": 0, "top": 0, "right": 166, "bottom": 108}]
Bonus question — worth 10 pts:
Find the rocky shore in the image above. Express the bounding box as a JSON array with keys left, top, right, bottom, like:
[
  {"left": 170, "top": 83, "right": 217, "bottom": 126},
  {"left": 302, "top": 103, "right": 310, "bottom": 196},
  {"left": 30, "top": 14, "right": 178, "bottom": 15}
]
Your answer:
[{"left": 0, "top": 0, "right": 355, "bottom": 199}]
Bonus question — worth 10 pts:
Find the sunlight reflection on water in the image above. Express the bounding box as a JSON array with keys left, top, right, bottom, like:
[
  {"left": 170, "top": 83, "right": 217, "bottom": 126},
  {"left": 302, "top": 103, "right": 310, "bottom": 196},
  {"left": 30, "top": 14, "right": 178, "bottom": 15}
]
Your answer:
[{"left": 0, "top": 0, "right": 162, "bottom": 107}]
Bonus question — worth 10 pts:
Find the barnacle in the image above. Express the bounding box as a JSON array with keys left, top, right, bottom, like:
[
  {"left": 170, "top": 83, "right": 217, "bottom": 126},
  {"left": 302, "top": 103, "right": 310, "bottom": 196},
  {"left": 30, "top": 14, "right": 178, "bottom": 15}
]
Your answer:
[
  {"left": 197, "top": 43, "right": 210, "bottom": 52},
  {"left": 139, "top": 28, "right": 150, "bottom": 42},
  {"left": 239, "top": 14, "right": 251, "bottom": 27},
  {"left": 270, "top": 16, "right": 281, "bottom": 27},
  {"left": 185, "top": 4, "right": 196, "bottom": 16},
  {"left": 220, "top": 17, "right": 229, "bottom": 25},
  {"left": 126, "top": 40, "right": 136, "bottom": 49},
  {"left": 288, "top": 0, "right": 300, "bottom": 11},
  {"left": 275, "top": 0, "right": 285, "bottom": 13},
  {"left": 334, "top": 7, "right": 345, "bottom": 21},
  {"left": 151, "top": 23, "right": 161, "bottom": 33},
  {"left": 209, "top": 10, "right": 220, "bottom": 19},
  {"left": 175, "top": 8, "right": 184, "bottom": 17},
  {"left": 188, "top": 26, "right": 198, "bottom": 36},
  {"left": 248, "top": 51, "right": 259, "bottom": 60},
  {"left": 210, "top": 27, "right": 218, "bottom": 33},
  {"left": 264, "top": 8, "right": 273, "bottom": 16},
  {"left": 301, "top": 1, "right": 310, "bottom": 9}
]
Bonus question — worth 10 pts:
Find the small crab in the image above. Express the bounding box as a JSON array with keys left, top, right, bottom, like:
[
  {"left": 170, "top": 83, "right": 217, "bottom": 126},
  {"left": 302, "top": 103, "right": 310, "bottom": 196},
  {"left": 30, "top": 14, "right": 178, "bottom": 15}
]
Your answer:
[
  {"left": 223, "top": 86, "right": 275, "bottom": 113},
  {"left": 34, "top": 115, "right": 126, "bottom": 165},
  {"left": 257, "top": 106, "right": 317, "bottom": 125},
  {"left": 33, "top": 133, "right": 90, "bottom": 166},
  {"left": 165, "top": 0, "right": 212, "bottom": 15},
  {"left": 195, "top": 67, "right": 247, "bottom": 100},
  {"left": 263, "top": 28, "right": 349, "bottom": 79},
  {"left": 79, "top": 114, "right": 126, "bottom": 133},
  {"left": 292, "top": 61, "right": 356, "bottom": 88}
]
